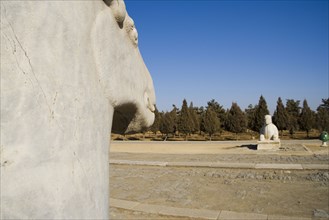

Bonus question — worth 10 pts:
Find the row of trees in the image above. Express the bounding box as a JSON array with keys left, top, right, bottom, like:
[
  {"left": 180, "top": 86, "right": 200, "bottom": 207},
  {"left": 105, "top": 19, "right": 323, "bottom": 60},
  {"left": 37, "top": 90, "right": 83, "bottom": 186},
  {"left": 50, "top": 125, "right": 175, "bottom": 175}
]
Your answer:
[{"left": 148, "top": 97, "right": 329, "bottom": 140}]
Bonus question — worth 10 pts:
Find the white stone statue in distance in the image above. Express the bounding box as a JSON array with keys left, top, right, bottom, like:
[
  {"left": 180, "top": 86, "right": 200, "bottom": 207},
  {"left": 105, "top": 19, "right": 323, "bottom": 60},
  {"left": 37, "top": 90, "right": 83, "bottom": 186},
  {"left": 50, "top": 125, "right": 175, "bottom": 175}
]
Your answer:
[{"left": 259, "top": 115, "right": 279, "bottom": 141}]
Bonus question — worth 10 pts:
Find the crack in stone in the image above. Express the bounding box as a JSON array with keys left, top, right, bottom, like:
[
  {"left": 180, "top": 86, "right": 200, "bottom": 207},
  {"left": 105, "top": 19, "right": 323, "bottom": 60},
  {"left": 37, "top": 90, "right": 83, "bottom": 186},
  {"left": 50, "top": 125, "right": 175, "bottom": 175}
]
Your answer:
[
  {"left": 2, "top": 4, "right": 64, "bottom": 132},
  {"left": 3, "top": 5, "right": 53, "bottom": 117},
  {"left": 2, "top": 31, "right": 35, "bottom": 88}
]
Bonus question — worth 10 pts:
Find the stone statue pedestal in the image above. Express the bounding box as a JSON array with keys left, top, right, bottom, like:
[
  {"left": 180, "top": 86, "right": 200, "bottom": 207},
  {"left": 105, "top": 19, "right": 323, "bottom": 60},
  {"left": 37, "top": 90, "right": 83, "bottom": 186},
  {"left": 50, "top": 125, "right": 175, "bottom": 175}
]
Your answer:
[{"left": 257, "top": 140, "right": 281, "bottom": 151}]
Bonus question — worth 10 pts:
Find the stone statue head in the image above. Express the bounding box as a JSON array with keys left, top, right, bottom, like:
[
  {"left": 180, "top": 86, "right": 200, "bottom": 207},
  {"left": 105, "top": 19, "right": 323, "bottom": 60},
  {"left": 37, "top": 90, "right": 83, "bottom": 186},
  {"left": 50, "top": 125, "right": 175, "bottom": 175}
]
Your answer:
[
  {"left": 0, "top": 1, "right": 156, "bottom": 219},
  {"left": 265, "top": 115, "right": 272, "bottom": 125},
  {"left": 92, "top": 4, "right": 156, "bottom": 134}
]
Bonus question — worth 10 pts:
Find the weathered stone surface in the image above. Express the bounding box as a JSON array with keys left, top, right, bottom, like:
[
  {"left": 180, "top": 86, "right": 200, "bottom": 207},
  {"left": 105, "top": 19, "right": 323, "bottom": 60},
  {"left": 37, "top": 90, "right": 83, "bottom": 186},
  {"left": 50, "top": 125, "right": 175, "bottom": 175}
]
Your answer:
[{"left": 1, "top": 1, "right": 155, "bottom": 219}]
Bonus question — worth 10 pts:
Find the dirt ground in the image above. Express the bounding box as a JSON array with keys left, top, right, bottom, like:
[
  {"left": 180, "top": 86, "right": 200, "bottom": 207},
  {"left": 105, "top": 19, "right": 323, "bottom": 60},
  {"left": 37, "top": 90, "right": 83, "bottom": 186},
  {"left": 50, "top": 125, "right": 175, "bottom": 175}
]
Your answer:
[{"left": 109, "top": 140, "right": 329, "bottom": 219}]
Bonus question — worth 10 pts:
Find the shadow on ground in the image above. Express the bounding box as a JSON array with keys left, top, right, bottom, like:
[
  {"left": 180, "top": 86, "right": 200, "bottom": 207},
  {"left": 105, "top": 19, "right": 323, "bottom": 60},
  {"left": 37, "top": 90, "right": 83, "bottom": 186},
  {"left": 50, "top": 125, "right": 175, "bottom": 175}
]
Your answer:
[
  {"left": 240, "top": 144, "right": 258, "bottom": 150},
  {"left": 225, "top": 145, "right": 258, "bottom": 150}
]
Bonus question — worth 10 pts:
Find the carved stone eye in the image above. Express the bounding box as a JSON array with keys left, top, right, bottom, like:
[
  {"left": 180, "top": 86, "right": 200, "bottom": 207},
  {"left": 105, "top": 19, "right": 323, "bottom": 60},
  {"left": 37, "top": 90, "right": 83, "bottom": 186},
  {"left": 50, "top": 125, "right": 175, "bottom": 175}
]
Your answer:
[
  {"left": 105, "top": 0, "right": 139, "bottom": 47},
  {"left": 124, "top": 15, "right": 138, "bottom": 47},
  {"left": 124, "top": 16, "right": 134, "bottom": 33},
  {"left": 104, "top": 0, "right": 126, "bottom": 26}
]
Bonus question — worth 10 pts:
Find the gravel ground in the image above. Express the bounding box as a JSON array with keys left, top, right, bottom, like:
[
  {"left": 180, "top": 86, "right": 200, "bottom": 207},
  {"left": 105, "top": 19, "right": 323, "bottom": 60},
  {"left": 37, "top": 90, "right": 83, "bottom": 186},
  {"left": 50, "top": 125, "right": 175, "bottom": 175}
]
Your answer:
[
  {"left": 109, "top": 141, "right": 329, "bottom": 219},
  {"left": 110, "top": 152, "right": 329, "bottom": 165}
]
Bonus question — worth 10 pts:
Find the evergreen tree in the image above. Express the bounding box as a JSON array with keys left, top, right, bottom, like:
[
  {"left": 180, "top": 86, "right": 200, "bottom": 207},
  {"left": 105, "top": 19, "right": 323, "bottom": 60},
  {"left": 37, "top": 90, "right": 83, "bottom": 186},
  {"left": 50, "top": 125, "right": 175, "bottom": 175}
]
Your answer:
[
  {"left": 198, "top": 106, "right": 206, "bottom": 134},
  {"left": 203, "top": 106, "right": 220, "bottom": 141},
  {"left": 177, "top": 99, "right": 193, "bottom": 139},
  {"left": 318, "top": 98, "right": 329, "bottom": 110},
  {"left": 159, "top": 111, "right": 174, "bottom": 140},
  {"left": 253, "top": 95, "right": 269, "bottom": 132},
  {"left": 170, "top": 105, "right": 178, "bottom": 136},
  {"left": 227, "top": 102, "right": 247, "bottom": 139},
  {"left": 189, "top": 102, "right": 200, "bottom": 133},
  {"left": 286, "top": 99, "right": 301, "bottom": 137},
  {"left": 149, "top": 106, "right": 161, "bottom": 136},
  {"left": 273, "top": 97, "right": 288, "bottom": 136},
  {"left": 316, "top": 98, "right": 329, "bottom": 132},
  {"left": 245, "top": 104, "right": 256, "bottom": 131},
  {"left": 299, "top": 99, "right": 314, "bottom": 137},
  {"left": 207, "top": 99, "right": 226, "bottom": 130},
  {"left": 223, "top": 109, "right": 230, "bottom": 131}
]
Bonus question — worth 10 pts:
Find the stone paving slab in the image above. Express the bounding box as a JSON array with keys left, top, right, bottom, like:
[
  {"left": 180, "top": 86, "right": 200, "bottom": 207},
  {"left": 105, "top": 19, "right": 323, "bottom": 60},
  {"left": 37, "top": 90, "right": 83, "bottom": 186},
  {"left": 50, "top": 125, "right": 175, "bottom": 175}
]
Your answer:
[
  {"left": 267, "top": 215, "right": 311, "bottom": 220},
  {"left": 302, "top": 164, "right": 329, "bottom": 170},
  {"left": 110, "top": 198, "right": 312, "bottom": 220},
  {"left": 158, "top": 206, "right": 220, "bottom": 219},
  {"left": 110, "top": 159, "right": 328, "bottom": 170},
  {"left": 254, "top": 163, "right": 303, "bottom": 170},
  {"left": 110, "top": 198, "right": 139, "bottom": 209},
  {"left": 110, "top": 198, "right": 220, "bottom": 219},
  {"left": 110, "top": 159, "right": 168, "bottom": 166},
  {"left": 167, "top": 161, "right": 213, "bottom": 167},
  {"left": 218, "top": 210, "right": 267, "bottom": 220},
  {"left": 133, "top": 203, "right": 163, "bottom": 214},
  {"left": 210, "top": 162, "right": 255, "bottom": 169},
  {"left": 165, "top": 161, "right": 256, "bottom": 169}
]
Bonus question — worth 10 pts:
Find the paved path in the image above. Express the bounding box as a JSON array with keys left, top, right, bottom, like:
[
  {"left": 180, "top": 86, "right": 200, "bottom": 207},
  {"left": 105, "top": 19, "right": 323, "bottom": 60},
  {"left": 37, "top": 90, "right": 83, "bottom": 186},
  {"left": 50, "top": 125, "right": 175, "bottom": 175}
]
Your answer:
[
  {"left": 110, "top": 140, "right": 327, "bottom": 155},
  {"left": 110, "top": 198, "right": 311, "bottom": 220},
  {"left": 112, "top": 140, "right": 322, "bottom": 145},
  {"left": 110, "top": 159, "right": 329, "bottom": 170}
]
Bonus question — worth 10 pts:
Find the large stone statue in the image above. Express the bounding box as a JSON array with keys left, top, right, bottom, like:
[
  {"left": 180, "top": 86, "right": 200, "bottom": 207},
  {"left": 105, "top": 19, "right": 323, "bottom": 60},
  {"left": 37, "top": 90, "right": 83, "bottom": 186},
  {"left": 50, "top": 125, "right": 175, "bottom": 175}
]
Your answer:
[
  {"left": 259, "top": 115, "right": 279, "bottom": 141},
  {"left": 1, "top": 1, "right": 155, "bottom": 219},
  {"left": 258, "top": 115, "right": 281, "bottom": 150}
]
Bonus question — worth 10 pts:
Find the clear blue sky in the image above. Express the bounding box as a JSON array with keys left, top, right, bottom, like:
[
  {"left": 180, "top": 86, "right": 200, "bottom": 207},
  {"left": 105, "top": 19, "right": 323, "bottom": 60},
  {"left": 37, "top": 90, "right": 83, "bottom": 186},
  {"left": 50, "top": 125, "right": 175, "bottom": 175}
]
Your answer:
[{"left": 126, "top": 0, "right": 328, "bottom": 114}]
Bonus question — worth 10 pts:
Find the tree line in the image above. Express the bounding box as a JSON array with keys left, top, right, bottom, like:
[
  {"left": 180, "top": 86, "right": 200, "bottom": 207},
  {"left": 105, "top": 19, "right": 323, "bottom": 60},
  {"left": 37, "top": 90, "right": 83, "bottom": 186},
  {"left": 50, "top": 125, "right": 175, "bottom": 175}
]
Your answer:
[{"left": 148, "top": 96, "right": 329, "bottom": 140}]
